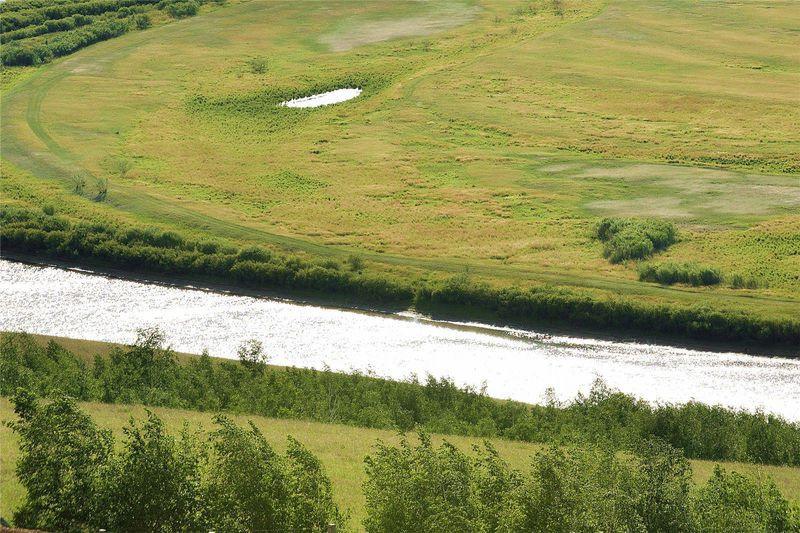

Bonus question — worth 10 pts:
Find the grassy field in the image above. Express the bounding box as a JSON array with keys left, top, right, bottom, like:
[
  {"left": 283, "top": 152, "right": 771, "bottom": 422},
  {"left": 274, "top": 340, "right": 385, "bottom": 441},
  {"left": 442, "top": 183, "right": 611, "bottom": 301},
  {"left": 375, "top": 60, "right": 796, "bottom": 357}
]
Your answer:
[
  {"left": 1, "top": 397, "right": 799, "bottom": 529},
  {"left": 2, "top": 0, "right": 799, "bottom": 325}
]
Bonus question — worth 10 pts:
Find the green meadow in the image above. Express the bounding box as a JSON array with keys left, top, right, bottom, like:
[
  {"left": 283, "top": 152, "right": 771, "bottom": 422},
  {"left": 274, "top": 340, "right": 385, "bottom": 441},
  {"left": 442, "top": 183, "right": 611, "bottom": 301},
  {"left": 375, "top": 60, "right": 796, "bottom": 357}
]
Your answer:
[{"left": 2, "top": 0, "right": 799, "bottom": 327}]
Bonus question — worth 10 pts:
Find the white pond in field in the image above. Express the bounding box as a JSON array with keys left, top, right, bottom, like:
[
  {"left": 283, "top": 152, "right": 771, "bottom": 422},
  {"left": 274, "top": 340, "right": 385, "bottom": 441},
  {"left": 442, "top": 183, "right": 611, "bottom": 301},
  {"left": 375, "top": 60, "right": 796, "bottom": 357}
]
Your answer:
[
  {"left": 2, "top": 259, "right": 800, "bottom": 420},
  {"left": 280, "top": 88, "right": 362, "bottom": 108}
]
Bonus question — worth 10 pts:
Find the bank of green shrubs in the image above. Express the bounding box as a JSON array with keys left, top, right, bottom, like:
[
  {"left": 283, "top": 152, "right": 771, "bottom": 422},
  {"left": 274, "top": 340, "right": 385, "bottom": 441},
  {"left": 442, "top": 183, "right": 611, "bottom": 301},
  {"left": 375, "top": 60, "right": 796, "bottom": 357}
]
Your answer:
[
  {"left": 365, "top": 436, "right": 799, "bottom": 533},
  {"left": 638, "top": 262, "right": 722, "bottom": 286},
  {"left": 8, "top": 392, "right": 799, "bottom": 531},
  {"left": 3, "top": 331, "right": 800, "bottom": 466},
  {"left": 595, "top": 217, "right": 677, "bottom": 263},
  {"left": 0, "top": 0, "right": 211, "bottom": 66},
  {"left": 8, "top": 390, "right": 345, "bottom": 531},
  {"left": 3, "top": 206, "right": 799, "bottom": 345}
]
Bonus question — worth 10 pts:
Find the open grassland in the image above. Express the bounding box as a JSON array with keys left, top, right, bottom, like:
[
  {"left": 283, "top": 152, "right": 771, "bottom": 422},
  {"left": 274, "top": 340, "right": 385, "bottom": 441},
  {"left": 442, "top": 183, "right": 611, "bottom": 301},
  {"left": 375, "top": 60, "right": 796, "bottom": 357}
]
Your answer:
[
  {"left": 1, "top": 397, "right": 799, "bottom": 529},
  {"left": 2, "top": 0, "right": 799, "bottom": 328}
]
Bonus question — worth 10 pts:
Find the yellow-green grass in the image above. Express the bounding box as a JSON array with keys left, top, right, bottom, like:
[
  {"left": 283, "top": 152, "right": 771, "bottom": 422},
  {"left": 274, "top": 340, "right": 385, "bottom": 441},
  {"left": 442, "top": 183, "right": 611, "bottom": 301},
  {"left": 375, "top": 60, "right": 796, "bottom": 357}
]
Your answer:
[
  {"left": 1, "top": 398, "right": 798, "bottom": 530},
  {"left": 2, "top": 0, "right": 799, "bottom": 325}
]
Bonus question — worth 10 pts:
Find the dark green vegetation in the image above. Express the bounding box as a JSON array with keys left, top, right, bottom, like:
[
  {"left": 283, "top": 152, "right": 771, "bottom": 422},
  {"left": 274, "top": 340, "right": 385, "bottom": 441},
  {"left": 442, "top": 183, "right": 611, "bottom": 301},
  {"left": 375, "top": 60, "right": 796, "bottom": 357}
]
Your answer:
[
  {"left": 364, "top": 436, "right": 800, "bottom": 533},
  {"left": 638, "top": 262, "right": 723, "bottom": 287},
  {"left": 595, "top": 217, "right": 677, "bottom": 263},
  {"left": 8, "top": 390, "right": 345, "bottom": 531},
  {"left": 3, "top": 331, "right": 800, "bottom": 467},
  {"left": 7, "top": 392, "right": 800, "bottom": 532},
  {"left": 0, "top": 0, "right": 217, "bottom": 65},
  {"left": 4, "top": 205, "right": 800, "bottom": 346}
]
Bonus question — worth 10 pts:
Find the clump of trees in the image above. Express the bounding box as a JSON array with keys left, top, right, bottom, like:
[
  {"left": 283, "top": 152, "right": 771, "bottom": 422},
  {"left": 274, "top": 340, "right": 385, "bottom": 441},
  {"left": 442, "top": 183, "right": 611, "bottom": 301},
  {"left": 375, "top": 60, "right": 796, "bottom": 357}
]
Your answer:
[
  {"left": 3, "top": 205, "right": 798, "bottom": 345},
  {"left": 638, "top": 261, "right": 722, "bottom": 286},
  {"left": 8, "top": 390, "right": 346, "bottom": 531},
  {"left": 7, "top": 391, "right": 799, "bottom": 531},
  {"left": 595, "top": 217, "right": 677, "bottom": 263},
  {"left": 3, "top": 331, "right": 800, "bottom": 466},
  {"left": 364, "top": 436, "right": 800, "bottom": 533}
]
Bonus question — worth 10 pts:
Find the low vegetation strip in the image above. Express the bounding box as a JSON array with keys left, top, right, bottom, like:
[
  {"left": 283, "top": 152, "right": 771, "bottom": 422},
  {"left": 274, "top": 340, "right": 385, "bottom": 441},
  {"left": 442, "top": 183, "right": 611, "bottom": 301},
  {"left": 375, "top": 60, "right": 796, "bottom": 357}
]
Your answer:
[
  {"left": 5, "top": 391, "right": 800, "bottom": 531},
  {"left": 3, "top": 331, "right": 800, "bottom": 466},
  {"left": 0, "top": 0, "right": 216, "bottom": 66},
  {"left": 3, "top": 206, "right": 799, "bottom": 346},
  {"left": 638, "top": 262, "right": 723, "bottom": 287}
]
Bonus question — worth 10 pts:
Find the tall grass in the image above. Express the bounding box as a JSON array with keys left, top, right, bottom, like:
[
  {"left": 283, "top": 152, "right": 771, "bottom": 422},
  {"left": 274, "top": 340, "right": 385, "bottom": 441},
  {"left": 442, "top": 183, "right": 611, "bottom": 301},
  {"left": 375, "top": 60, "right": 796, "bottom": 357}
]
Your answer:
[{"left": 595, "top": 217, "right": 677, "bottom": 263}]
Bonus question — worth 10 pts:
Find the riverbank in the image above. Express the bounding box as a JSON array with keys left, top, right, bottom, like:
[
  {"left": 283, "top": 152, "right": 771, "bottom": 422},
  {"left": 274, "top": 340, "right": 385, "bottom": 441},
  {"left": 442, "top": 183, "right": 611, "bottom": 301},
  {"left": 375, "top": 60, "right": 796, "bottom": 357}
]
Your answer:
[
  {"left": 2, "top": 207, "right": 799, "bottom": 353},
  {"left": 4, "top": 260, "right": 800, "bottom": 420}
]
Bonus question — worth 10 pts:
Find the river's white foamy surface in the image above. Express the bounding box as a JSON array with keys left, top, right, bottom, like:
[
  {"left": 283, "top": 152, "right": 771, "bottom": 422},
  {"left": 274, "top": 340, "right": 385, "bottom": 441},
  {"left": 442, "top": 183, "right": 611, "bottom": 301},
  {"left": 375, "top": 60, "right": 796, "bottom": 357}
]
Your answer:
[{"left": 1, "top": 260, "right": 798, "bottom": 419}]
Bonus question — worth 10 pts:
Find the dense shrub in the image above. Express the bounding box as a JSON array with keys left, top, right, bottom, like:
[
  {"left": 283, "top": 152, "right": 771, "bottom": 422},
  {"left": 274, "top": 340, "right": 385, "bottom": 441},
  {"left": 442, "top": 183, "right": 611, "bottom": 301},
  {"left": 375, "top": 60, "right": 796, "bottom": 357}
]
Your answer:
[
  {"left": 3, "top": 332, "right": 800, "bottom": 466},
  {"left": 638, "top": 261, "right": 723, "bottom": 286},
  {"left": 595, "top": 217, "right": 677, "bottom": 263},
  {"left": 364, "top": 435, "right": 800, "bottom": 533},
  {"left": 8, "top": 392, "right": 345, "bottom": 531}
]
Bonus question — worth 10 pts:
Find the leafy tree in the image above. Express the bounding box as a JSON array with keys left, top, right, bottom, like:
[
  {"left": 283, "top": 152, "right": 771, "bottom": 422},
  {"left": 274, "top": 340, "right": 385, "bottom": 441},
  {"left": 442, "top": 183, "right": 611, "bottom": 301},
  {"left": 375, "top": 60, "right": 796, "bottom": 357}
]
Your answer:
[
  {"left": 237, "top": 338, "right": 268, "bottom": 375},
  {"left": 98, "top": 412, "right": 205, "bottom": 531},
  {"left": 9, "top": 390, "right": 112, "bottom": 531}
]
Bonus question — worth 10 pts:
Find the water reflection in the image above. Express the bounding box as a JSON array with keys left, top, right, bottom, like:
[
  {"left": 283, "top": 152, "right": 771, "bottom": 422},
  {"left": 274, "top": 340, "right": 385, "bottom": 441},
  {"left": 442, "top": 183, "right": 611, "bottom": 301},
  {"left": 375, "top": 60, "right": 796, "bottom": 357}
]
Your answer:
[{"left": 2, "top": 259, "right": 798, "bottom": 420}]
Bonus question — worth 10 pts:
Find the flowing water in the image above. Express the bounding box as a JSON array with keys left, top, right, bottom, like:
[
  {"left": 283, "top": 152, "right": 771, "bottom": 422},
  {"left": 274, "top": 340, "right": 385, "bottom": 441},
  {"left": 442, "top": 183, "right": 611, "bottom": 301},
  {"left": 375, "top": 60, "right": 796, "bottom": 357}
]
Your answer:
[{"left": 1, "top": 259, "right": 798, "bottom": 420}]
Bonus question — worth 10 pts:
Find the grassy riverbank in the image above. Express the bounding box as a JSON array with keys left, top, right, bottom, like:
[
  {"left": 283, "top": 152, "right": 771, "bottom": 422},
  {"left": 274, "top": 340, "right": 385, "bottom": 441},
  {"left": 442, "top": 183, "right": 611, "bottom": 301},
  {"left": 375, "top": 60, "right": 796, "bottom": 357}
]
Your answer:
[{"left": 2, "top": 0, "right": 799, "bottom": 349}]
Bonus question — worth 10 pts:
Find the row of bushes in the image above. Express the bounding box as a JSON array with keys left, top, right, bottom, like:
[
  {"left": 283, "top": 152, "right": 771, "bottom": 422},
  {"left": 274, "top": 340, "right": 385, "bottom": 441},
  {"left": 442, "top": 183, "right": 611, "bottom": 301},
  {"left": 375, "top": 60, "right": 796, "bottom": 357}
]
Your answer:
[
  {"left": 0, "top": 0, "right": 157, "bottom": 32},
  {"left": 1, "top": 18, "right": 130, "bottom": 65},
  {"left": 3, "top": 331, "right": 799, "bottom": 465},
  {"left": 365, "top": 435, "right": 799, "bottom": 533},
  {"left": 8, "top": 392, "right": 800, "bottom": 531},
  {"left": 1, "top": 0, "right": 213, "bottom": 66},
  {"left": 596, "top": 217, "right": 677, "bottom": 263},
  {"left": 3, "top": 205, "right": 799, "bottom": 345},
  {"left": 1, "top": 12, "right": 93, "bottom": 41},
  {"left": 638, "top": 261, "right": 723, "bottom": 286},
  {"left": 8, "top": 391, "right": 346, "bottom": 532}
]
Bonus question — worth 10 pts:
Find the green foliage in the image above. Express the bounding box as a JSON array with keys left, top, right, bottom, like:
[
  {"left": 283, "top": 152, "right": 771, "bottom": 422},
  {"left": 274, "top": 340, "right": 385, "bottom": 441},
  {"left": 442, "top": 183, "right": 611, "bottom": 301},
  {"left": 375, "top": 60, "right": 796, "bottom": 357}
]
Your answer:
[
  {"left": 596, "top": 217, "right": 677, "bottom": 263},
  {"left": 98, "top": 411, "right": 205, "bottom": 531},
  {"left": 364, "top": 436, "right": 799, "bottom": 532},
  {"left": 731, "top": 273, "right": 765, "bottom": 290},
  {"left": 3, "top": 206, "right": 797, "bottom": 346},
  {"left": 9, "top": 390, "right": 112, "bottom": 531},
  {"left": 692, "top": 466, "right": 797, "bottom": 532},
  {"left": 0, "top": 0, "right": 205, "bottom": 65},
  {"left": 163, "top": 0, "right": 198, "bottom": 18},
  {"left": 9, "top": 392, "right": 345, "bottom": 531},
  {"left": 4, "top": 332, "right": 800, "bottom": 466},
  {"left": 638, "top": 261, "right": 723, "bottom": 286},
  {"left": 237, "top": 339, "right": 267, "bottom": 375}
]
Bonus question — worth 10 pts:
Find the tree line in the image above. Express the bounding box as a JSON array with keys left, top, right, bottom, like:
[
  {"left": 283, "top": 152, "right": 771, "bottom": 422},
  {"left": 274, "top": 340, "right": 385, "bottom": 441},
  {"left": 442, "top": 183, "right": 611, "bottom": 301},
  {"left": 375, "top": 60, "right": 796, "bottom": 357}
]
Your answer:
[
  {"left": 2, "top": 331, "right": 799, "bottom": 466},
  {"left": 7, "top": 391, "right": 800, "bottom": 531},
  {"left": 2, "top": 205, "right": 799, "bottom": 346}
]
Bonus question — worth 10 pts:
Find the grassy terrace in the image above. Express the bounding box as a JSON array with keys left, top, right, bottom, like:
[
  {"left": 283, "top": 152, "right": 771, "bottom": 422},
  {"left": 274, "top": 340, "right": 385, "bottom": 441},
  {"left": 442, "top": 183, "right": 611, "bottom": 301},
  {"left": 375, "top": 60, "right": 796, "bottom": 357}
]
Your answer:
[{"left": 2, "top": 0, "right": 799, "bottom": 334}]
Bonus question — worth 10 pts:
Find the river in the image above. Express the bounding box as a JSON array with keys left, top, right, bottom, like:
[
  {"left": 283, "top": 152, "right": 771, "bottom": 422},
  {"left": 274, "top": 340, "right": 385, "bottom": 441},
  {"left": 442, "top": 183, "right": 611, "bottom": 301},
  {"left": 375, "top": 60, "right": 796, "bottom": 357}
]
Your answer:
[{"left": 1, "top": 259, "right": 798, "bottom": 420}]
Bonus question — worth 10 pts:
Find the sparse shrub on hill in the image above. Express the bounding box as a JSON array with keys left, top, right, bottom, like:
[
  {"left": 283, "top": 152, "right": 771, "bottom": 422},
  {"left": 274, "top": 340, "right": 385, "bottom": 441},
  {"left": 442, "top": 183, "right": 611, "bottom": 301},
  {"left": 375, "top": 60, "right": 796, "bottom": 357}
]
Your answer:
[{"left": 595, "top": 217, "right": 677, "bottom": 263}]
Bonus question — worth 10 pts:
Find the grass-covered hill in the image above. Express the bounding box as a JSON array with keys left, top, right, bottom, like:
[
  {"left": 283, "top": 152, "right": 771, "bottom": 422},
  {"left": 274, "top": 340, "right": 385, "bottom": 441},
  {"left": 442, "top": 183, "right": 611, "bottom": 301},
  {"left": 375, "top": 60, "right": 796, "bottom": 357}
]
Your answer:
[{"left": 2, "top": 0, "right": 799, "bottom": 345}]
